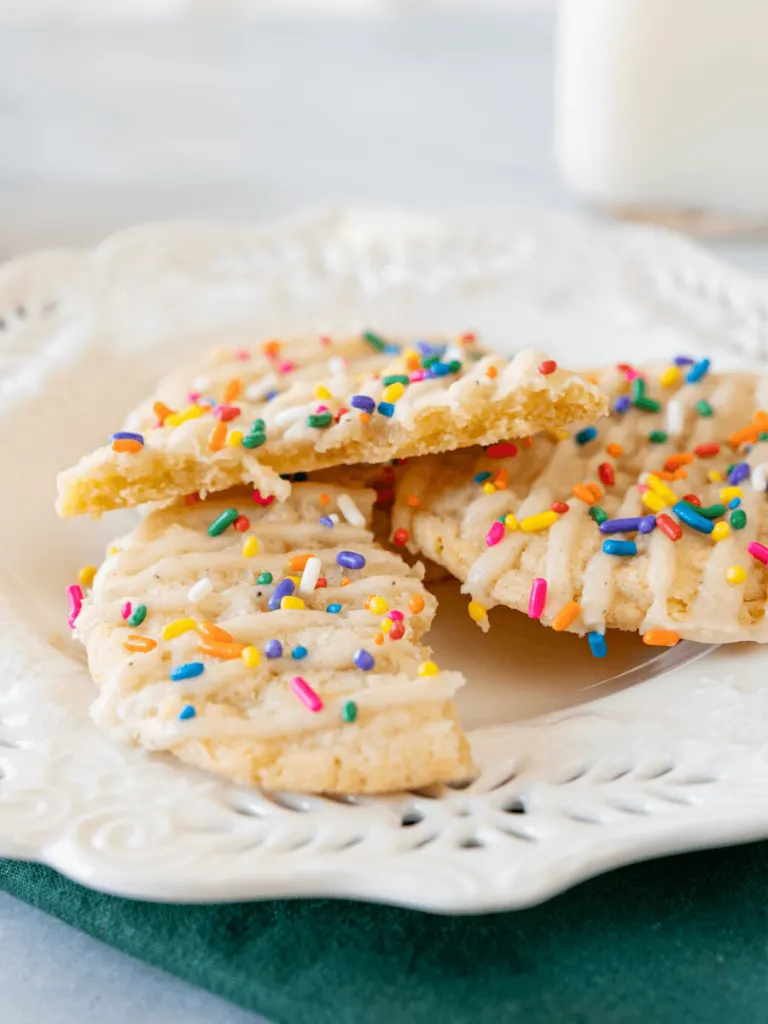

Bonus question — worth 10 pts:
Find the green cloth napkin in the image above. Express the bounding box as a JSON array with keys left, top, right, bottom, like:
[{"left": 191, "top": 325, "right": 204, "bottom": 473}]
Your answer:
[{"left": 2, "top": 841, "right": 768, "bottom": 1024}]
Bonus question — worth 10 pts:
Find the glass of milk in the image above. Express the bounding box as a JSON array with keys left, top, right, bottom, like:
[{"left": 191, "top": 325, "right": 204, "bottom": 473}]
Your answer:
[{"left": 555, "top": 0, "right": 768, "bottom": 233}]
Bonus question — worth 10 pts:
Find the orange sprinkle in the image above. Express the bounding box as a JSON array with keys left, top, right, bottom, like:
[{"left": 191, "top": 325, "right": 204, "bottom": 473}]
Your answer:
[
  {"left": 672, "top": 467, "right": 688, "bottom": 480},
  {"left": 406, "top": 494, "right": 420, "bottom": 508},
  {"left": 587, "top": 482, "right": 603, "bottom": 502},
  {"left": 153, "top": 401, "right": 175, "bottom": 423},
  {"left": 199, "top": 639, "right": 245, "bottom": 660},
  {"left": 521, "top": 437, "right": 533, "bottom": 449},
  {"left": 340, "top": 577, "right": 351, "bottom": 587},
  {"left": 486, "top": 366, "right": 498, "bottom": 379},
  {"left": 606, "top": 443, "right": 623, "bottom": 458},
  {"left": 223, "top": 378, "right": 243, "bottom": 404},
  {"left": 183, "top": 492, "right": 200, "bottom": 506},
  {"left": 288, "top": 553, "right": 315, "bottom": 572},
  {"left": 198, "top": 621, "right": 234, "bottom": 644},
  {"left": 208, "top": 421, "right": 227, "bottom": 452},
  {"left": 374, "top": 633, "right": 385, "bottom": 645},
  {"left": 586, "top": 374, "right": 598, "bottom": 385},
  {"left": 551, "top": 601, "right": 581, "bottom": 632},
  {"left": 111, "top": 438, "right": 143, "bottom": 453},
  {"left": 494, "top": 468, "right": 509, "bottom": 489},
  {"left": 124, "top": 635, "right": 157, "bottom": 654},
  {"left": 409, "top": 594, "right": 426, "bottom": 614},
  {"left": 358, "top": 412, "right": 371, "bottom": 424},
  {"left": 664, "top": 452, "right": 694, "bottom": 471},
  {"left": 262, "top": 340, "right": 281, "bottom": 359},
  {"left": 753, "top": 409, "right": 768, "bottom": 431},
  {"left": 572, "top": 483, "right": 596, "bottom": 504},
  {"left": 405, "top": 353, "right": 421, "bottom": 371},
  {"left": 729, "top": 425, "right": 759, "bottom": 448},
  {"left": 642, "top": 629, "right": 680, "bottom": 647},
  {"left": 656, "top": 470, "right": 675, "bottom": 481},
  {"left": 318, "top": 493, "right": 330, "bottom": 506}
]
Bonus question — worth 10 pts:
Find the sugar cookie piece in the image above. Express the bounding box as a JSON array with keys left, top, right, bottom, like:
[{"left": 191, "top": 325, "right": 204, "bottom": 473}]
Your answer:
[
  {"left": 393, "top": 362, "right": 768, "bottom": 645},
  {"left": 56, "top": 336, "right": 606, "bottom": 516},
  {"left": 75, "top": 483, "right": 473, "bottom": 794}
]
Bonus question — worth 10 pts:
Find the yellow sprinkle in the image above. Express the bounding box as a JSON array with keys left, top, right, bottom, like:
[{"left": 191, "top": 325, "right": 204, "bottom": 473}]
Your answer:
[
  {"left": 726, "top": 565, "right": 747, "bottom": 586},
  {"left": 720, "top": 486, "right": 744, "bottom": 503},
  {"left": 642, "top": 491, "right": 665, "bottom": 514},
  {"left": 281, "top": 595, "right": 305, "bottom": 610},
  {"left": 368, "top": 595, "right": 389, "bottom": 615},
  {"left": 241, "top": 645, "right": 261, "bottom": 668},
  {"left": 162, "top": 617, "right": 197, "bottom": 641},
  {"left": 78, "top": 565, "right": 98, "bottom": 587},
  {"left": 286, "top": 575, "right": 301, "bottom": 586},
  {"left": 504, "top": 514, "right": 518, "bottom": 531},
  {"left": 380, "top": 617, "right": 392, "bottom": 632},
  {"left": 519, "top": 510, "right": 559, "bottom": 533},
  {"left": 418, "top": 660, "right": 439, "bottom": 677},
  {"left": 468, "top": 600, "right": 487, "bottom": 623},
  {"left": 482, "top": 482, "right": 496, "bottom": 495},
  {"left": 242, "top": 535, "right": 259, "bottom": 558},
  {"left": 165, "top": 405, "right": 203, "bottom": 428},
  {"left": 712, "top": 522, "right": 731, "bottom": 542},
  {"left": 646, "top": 474, "right": 678, "bottom": 507},
  {"left": 108, "top": 545, "right": 120, "bottom": 557},
  {"left": 549, "top": 428, "right": 569, "bottom": 442},
  {"left": 227, "top": 430, "right": 244, "bottom": 447},
  {"left": 659, "top": 365, "right": 681, "bottom": 387},
  {"left": 383, "top": 382, "right": 405, "bottom": 403},
  {"left": 707, "top": 470, "right": 723, "bottom": 483},
  {"left": 314, "top": 384, "right": 331, "bottom": 400}
]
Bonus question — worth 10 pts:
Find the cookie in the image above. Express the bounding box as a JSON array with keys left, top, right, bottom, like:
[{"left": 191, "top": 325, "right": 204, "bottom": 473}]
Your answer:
[
  {"left": 72, "top": 482, "right": 474, "bottom": 793},
  {"left": 56, "top": 335, "right": 605, "bottom": 516},
  {"left": 392, "top": 358, "right": 768, "bottom": 645}
]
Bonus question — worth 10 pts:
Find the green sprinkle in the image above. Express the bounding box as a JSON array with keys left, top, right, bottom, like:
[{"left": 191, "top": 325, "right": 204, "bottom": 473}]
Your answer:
[
  {"left": 727, "top": 463, "right": 736, "bottom": 476},
  {"left": 242, "top": 432, "right": 266, "bottom": 449},
  {"left": 759, "top": 432, "right": 768, "bottom": 442},
  {"left": 208, "top": 508, "right": 239, "bottom": 537},
  {"left": 635, "top": 396, "right": 662, "bottom": 413},
  {"left": 680, "top": 501, "right": 726, "bottom": 520},
  {"left": 447, "top": 359, "right": 462, "bottom": 374},
  {"left": 128, "top": 604, "right": 147, "bottom": 627},
  {"left": 648, "top": 430, "right": 668, "bottom": 443},
  {"left": 256, "top": 572, "right": 274, "bottom": 585},
  {"left": 250, "top": 418, "right": 265, "bottom": 432},
  {"left": 307, "top": 412, "right": 333, "bottom": 429},
  {"left": 422, "top": 354, "right": 440, "bottom": 368},
  {"left": 731, "top": 509, "right": 747, "bottom": 530},
  {"left": 341, "top": 700, "right": 358, "bottom": 723},
  {"left": 631, "top": 378, "right": 646, "bottom": 402},
  {"left": 589, "top": 505, "right": 608, "bottom": 525},
  {"left": 696, "top": 400, "right": 713, "bottom": 417},
  {"left": 382, "top": 374, "right": 409, "bottom": 387},
  {"left": 363, "top": 330, "right": 386, "bottom": 352}
]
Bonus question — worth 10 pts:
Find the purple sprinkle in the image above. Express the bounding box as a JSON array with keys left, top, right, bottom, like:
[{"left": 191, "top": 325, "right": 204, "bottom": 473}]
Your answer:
[
  {"left": 268, "top": 577, "right": 295, "bottom": 611},
  {"left": 728, "top": 462, "right": 750, "bottom": 486},
  {"left": 265, "top": 639, "right": 283, "bottom": 658},
  {"left": 336, "top": 550, "right": 366, "bottom": 571},
  {"left": 673, "top": 356, "right": 695, "bottom": 367},
  {"left": 638, "top": 514, "right": 657, "bottom": 534},
  {"left": 320, "top": 515, "right": 334, "bottom": 528},
  {"left": 110, "top": 431, "right": 144, "bottom": 443},
  {"left": 353, "top": 649, "right": 375, "bottom": 672},
  {"left": 265, "top": 390, "right": 279, "bottom": 401},
  {"left": 350, "top": 395, "right": 376, "bottom": 414},
  {"left": 599, "top": 516, "right": 646, "bottom": 534},
  {"left": 614, "top": 395, "right": 631, "bottom": 415}
]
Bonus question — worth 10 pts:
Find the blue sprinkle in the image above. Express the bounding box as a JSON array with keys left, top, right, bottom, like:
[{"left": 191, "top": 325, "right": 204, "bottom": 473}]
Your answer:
[
  {"left": 201, "top": 397, "right": 217, "bottom": 407},
  {"left": 673, "top": 356, "right": 695, "bottom": 367},
  {"left": 110, "top": 430, "right": 144, "bottom": 443},
  {"left": 353, "top": 649, "right": 375, "bottom": 672},
  {"left": 170, "top": 662, "right": 205, "bottom": 681},
  {"left": 673, "top": 500, "right": 713, "bottom": 534},
  {"left": 588, "top": 632, "right": 607, "bottom": 658},
  {"left": 320, "top": 515, "right": 335, "bottom": 528},
  {"left": 430, "top": 361, "right": 452, "bottom": 377},
  {"left": 602, "top": 539, "right": 638, "bottom": 556},
  {"left": 686, "top": 358, "right": 710, "bottom": 384},
  {"left": 614, "top": 395, "right": 631, "bottom": 415},
  {"left": 416, "top": 341, "right": 446, "bottom": 356},
  {"left": 268, "top": 577, "right": 295, "bottom": 611},
  {"left": 337, "top": 550, "right": 366, "bottom": 570},
  {"left": 292, "top": 645, "right": 308, "bottom": 660},
  {"left": 474, "top": 471, "right": 493, "bottom": 484},
  {"left": 327, "top": 603, "right": 342, "bottom": 614},
  {"left": 265, "top": 390, "right": 279, "bottom": 401},
  {"left": 178, "top": 705, "right": 196, "bottom": 720},
  {"left": 377, "top": 401, "right": 395, "bottom": 418},
  {"left": 728, "top": 462, "right": 750, "bottom": 486},
  {"left": 350, "top": 394, "right": 376, "bottom": 414},
  {"left": 265, "top": 639, "right": 283, "bottom": 658},
  {"left": 744, "top": 444, "right": 754, "bottom": 454},
  {"left": 729, "top": 497, "right": 741, "bottom": 510},
  {"left": 575, "top": 426, "right": 598, "bottom": 446}
]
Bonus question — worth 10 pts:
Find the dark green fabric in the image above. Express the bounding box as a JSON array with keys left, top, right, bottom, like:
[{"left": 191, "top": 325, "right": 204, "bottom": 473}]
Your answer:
[{"left": 3, "top": 842, "right": 768, "bottom": 1023}]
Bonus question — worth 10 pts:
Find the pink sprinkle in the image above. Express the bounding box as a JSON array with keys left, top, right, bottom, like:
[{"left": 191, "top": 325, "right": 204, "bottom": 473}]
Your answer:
[
  {"left": 187, "top": 391, "right": 201, "bottom": 404},
  {"left": 636, "top": 484, "right": 648, "bottom": 495},
  {"left": 121, "top": 601, "right": 132, "bottom": 620},
  {"left": 316, "top": 404, "right": 329, "bottom": 413},
  {"left": 234, "top": 348, "right": 251, "bottom": 361},
  {"left": 410, "top": 370, "right": 426, "bottom": 383},
  {"left": 527, "top": 577, "right": 547, "bottom": 619},
  {"left": 748, "top": 541, "right": 768, "bottom": 565},
  {"left": 290, "top": 676, "right": 324, "bottom": 712},
  {"left": 252, "top": 490, "right": 275, "bottom": 507},
  {"left": 66, "top": 584, "right": 83, "bottom": 629},
  {"left": 625, "top": 369, "right": 642, "bottom": 382},
  {"left": 388, "top": 609, "right": 404, "bottom": 621},
  {"left": 319, "top": 335, "right": 332, "bottom": 347},
  {"left": 485, "top": 521, "right": 505, "bottom": 547},
  {"left": 277, "top": 360, "right": 297, "bottom": 375},
  {"left": 212, "top": 404, "right": 241, "bottom": 422}
]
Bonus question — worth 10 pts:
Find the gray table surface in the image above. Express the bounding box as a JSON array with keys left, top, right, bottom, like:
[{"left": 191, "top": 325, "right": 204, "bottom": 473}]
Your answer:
[{"left": 1, "top": 6, "right": 767, "bottom": 1023}]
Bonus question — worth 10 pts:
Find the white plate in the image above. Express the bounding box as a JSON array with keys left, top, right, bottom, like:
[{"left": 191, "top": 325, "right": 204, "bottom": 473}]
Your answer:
[{"left": 2, "top": 206, "right": 768, "bottom": 914}]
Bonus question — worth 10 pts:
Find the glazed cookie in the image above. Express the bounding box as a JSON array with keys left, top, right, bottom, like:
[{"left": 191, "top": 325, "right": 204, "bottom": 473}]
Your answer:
[
  {"left": 71, "top": 483, "right": 473, "bottom": 794},
  {"left": 392, "top": 358, "right": 768, "bottom": 647},
  {"left": 56, "top": 335, "right": 605, "bottom": 516}
]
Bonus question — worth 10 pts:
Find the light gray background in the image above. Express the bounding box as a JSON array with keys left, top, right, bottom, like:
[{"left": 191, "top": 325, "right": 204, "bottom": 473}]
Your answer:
[{"left": 1, "top": 6, "right": 766, "bottom": 1024}]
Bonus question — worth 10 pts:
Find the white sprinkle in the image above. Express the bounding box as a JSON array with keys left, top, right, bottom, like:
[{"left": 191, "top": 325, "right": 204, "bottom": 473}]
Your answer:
[
  {"left": 328, "top": 356, "right": 347, "bottom": 376},
  {"left": 299, "top": 556, "right": 323, "bottom": 595},
  {"left": 638, "top": 471, "right": 651, "bottom": 486},
  {"left": 274, "top": 404, "right": 310, "bottom": 427},
  {"left": 751, "top": 463, "right": 768, "bottom": 492},
  {"left": 338, "top": 493, "right": 366, "bottom": 527},
  {"left": 245, "top": 372, "right": 279, "bottom": 401},
  {"left": 191, "top": 375, "right": 210, "bottom": 390},
  {"left": 666, "top": 398, "right": 684, "bottom": 437},
  {"left": 188, "top": 578, "right": 214, "bottom": 604}
]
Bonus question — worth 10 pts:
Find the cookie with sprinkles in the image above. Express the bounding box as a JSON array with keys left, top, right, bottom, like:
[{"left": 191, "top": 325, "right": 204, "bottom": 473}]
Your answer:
[
  {"left": 73, "top": 482, "right": 473, "bottom": 793},
  {"left": 56, "top": 336, "right": 606, "bottom": 516},
  {"left": 392, "top": 360, "right": 768, "bottom": 646}
]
